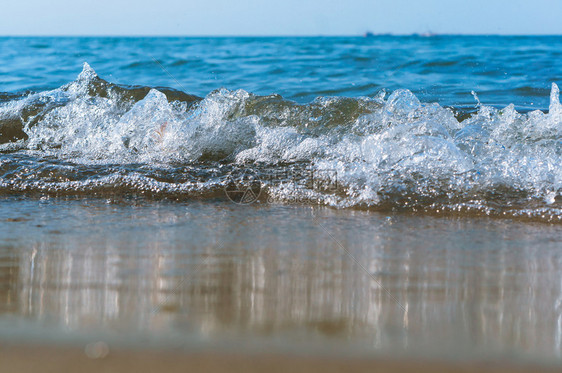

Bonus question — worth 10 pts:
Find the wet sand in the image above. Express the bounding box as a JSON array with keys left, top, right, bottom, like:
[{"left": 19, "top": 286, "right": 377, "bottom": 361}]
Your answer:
[{"left": 1, "top": 197, "right": 562, "bottom": 370}]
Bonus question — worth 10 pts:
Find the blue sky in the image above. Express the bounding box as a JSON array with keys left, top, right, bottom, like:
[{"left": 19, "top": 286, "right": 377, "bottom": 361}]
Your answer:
[{"left": 2, "top": 0, "right": 561, "bottom": 36}]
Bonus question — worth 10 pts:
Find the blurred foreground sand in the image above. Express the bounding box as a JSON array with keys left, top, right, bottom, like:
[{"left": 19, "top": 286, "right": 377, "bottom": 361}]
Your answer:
[{"left": 1, "top": 342, "right": 560, "bottom": 373}]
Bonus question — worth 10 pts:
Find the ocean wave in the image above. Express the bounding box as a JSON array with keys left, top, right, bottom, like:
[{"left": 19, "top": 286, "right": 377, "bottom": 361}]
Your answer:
[{"left": 1, "top": 63, "right": 561, "bottom": 221}]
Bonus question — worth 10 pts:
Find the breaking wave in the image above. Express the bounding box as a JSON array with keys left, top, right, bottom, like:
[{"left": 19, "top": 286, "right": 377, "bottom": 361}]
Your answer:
[{"left": 1, "top": 63, "right": 561, "bottom": 221}]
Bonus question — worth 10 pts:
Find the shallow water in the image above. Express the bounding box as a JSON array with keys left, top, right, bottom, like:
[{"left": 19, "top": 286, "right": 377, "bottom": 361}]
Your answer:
[{"left": 1, "top": 197, "right": 562, "bottom": 361}]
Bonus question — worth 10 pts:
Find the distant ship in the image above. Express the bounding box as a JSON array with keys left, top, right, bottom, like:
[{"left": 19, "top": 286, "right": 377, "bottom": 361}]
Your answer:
[{"left": 417, "top": 31, "right": 437, "bottom": 37}]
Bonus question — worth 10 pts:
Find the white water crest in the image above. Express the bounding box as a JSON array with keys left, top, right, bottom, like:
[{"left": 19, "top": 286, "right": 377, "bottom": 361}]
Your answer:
[{"left": 1, "top": 63, "right": 561, "bottom": 218}]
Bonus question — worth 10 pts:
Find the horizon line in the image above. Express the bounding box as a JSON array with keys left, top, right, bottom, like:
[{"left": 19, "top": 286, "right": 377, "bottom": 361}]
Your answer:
[{"left": 1, "top": 33, "right": 561, "bottom": 38}]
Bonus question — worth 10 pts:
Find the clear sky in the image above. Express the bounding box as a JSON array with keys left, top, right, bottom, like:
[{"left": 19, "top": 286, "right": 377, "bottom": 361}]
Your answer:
[{"left": 1, "top": 0, "right": 561, "bottom": 36}]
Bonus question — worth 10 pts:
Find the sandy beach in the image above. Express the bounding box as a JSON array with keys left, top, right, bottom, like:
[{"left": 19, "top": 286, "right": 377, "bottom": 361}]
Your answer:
[
  {"left": 1, "top": 198, "right": 562, "bottom": 371},
  {"left": 3, "top": 341, "right": 562, "bottom": 373}
]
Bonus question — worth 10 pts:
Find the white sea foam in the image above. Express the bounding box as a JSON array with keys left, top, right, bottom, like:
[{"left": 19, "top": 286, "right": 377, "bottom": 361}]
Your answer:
[{"left": 1, "top": 63, "right": 561, "bottom": 216}]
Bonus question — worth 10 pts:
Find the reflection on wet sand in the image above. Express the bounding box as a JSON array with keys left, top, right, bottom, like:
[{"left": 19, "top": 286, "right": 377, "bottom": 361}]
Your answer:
[
  {"left": 0, "top": 248, "right": 18, "bottom": 314},
  {"left": 1, "top": 199, "right": 562, "bottom": 360}
]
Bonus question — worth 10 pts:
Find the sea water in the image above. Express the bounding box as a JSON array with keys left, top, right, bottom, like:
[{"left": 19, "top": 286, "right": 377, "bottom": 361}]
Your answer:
[{"left": 1, "top": 36, "right": 562, "bottom": 362}]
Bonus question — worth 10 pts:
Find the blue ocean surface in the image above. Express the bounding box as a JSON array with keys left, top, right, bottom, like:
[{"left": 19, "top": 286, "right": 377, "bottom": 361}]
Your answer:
[
  {"left": 2, "top": 36, "right": 561, "bottom": 108},
  {"left": 1, "top": 36, "right": 562, "bottom": 220}
]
